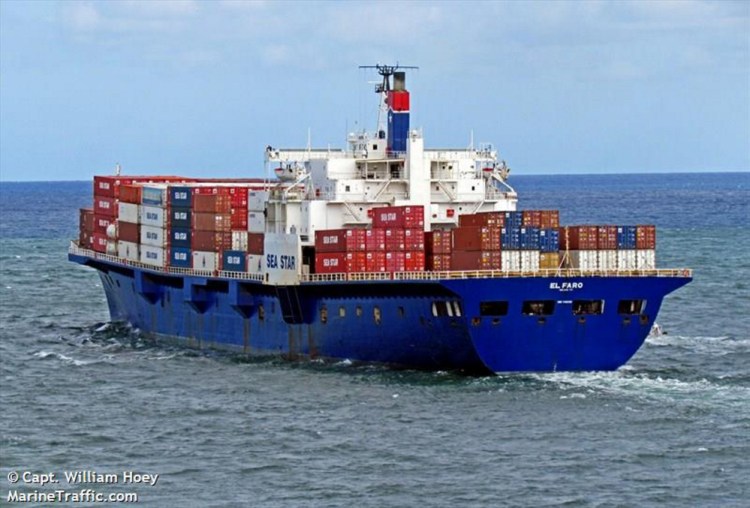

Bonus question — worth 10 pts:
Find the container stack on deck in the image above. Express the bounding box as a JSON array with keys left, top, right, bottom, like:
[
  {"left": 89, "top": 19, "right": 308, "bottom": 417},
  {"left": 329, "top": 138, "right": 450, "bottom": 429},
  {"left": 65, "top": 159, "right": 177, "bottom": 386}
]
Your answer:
[{"left": 559, "top": 224, "right": 656, "bottom": 270}]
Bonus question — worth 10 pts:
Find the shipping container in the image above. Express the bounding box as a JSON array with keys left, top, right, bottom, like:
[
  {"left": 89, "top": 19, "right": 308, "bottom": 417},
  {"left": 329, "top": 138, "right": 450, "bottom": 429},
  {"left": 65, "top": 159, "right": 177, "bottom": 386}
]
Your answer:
[
  {"left": 404, "top": 251, "right": 425, "bottom": 271},
  {"left": 248, "top": 191, "right": 269, "bottom": 211},
  {"left": 222, "top": 250, "right": 247, "bottom": 272},
  {"left": 520, "top": 251, "right": 540, "bottom": 272},
  {"left": 519, "top": 227, "right": 541, "bottom": 250},
  {"left": 168, "top": 186, "right": 193, "bottom": 208},
  {"left": 118, "top": 202, "right": 140, "bottom": 224},
  {"left": 501, "top": 251, "right": 521, "bottom": 272},
  {"left": 192, "top": 231, "right": 232, "bottom": 252},
  {"left": 118, "top": 221, "right": 140, "bottom": 244},
  {"left": 372, "top": 205, "right": 424, "bottom": 228},
  {"left": 248, "top": 211, "right": 265, "bottom": 233},
  {"left": 453, "top": 226, "right": 501, "bottom": 251},
  {"left": 458, "top": 211, "right": 506, "bottom": 228},
  {"left": 139, "top": 205, "right": 168, "bottom": 228},
  {"left": 247, "top": 232, "right": 264, "bottom": 255},
  {"left": 80, "top": 208, "right": 95, "bottom": 232},
  {"left": 192, "top": 251, "right": 219, "bottom": 271},
  {"left": 118, "top": 185, "right": 142, "bottom": 204},
  {"left": 540, "top": 210, "right": 560, "bottom": 229},
  {"left": 560, "top": 226, "right": 598, "bottom": 250},
  {"left": 92, "top": 233, "right": 108, "bottom": 253},
  {"left": 79, "top": 230, "right": 93, "bottom": 250},
  {"left": 426, "top": 254, "right": 451, "bottom": 271},
  {"left": 315, "top": 229, "right": 366, "bottom": 253},
  {"left": 568, "top": 250, "right": 599, "bottom": 271},
  {"left": 193, "top": 194, "right": 232, "bottom": 213},
  {"left": 501, "top": 227, "right": 521, "bottom": 249},
  {"left": 387, "top": 90, "right": 410, "bottom": 112},
  {"left": 636, "top": 225, "right": 656, "bottom": 250},
  {"left": 141, "top": 185, "right": 168, "bottom": 206},
  {"left": 539, "top": 228, "right": 560, "bottom": 253},
  {"left": 503, "top": 211, "right": 523, "bottom": 228},
  {"left": 231, "top": 209, "right": 248, "bottom": 229},
  {"left": 169, "top": 207, "right": 191, "bottom": 229},
  {"left": 597, "top": 250, "right": 618, "bottom": 271},
  {"left": 139, "top": 245, "right": 166, "bottom": 267},
  {"left": 93, "top": 214, "right": 115, "bottom": 236},
  {"left": 617, "top": 249, "right": 637, "bottom": 270},
  {"left": 539, "top": 252, "right": 560, "bottom": 270},
  {"left": 385, "top": 228, "right": 406, "bottom": 251},
  {"left": 597, "top": 226, "right": 618, "bottom": 250},
  {"left": 617, "top": 226, "right": 637, "bottom": 249},
  {"left": 247, "top": 254, "right": 263, "bottom": 274},
  {"left": 365, "top": 228, "right": 386, "bottom": 252},
  {"left": 94, "top": 176, "right": 133, "bottom": 198},
  {"left": 636, "top": 249, "right": 656, "bottom": 269},
  {"left": 169, "top": 227, "right": 191, "bottom": 248},
  {"left": 169, "top": 247, "right": 191, "bottom": 268},
  {"left": 193, "top": 186, "right": 231, "bottom": 196},
  {"left": 385, "top": 251, "right": 406, "bottom": 272},
  {"left": 232, "top": 230, "right": 248, "bottom": 251},
  {"left": 346, "top": 251, "right": 367, "bottom": 272},
  {"left": 117, "top": 240, "right": 139, "bottom": 262},
  {"left": 315, "top": 252, "right": 347, "bottom": 274},
  {"left": 192, "top": 212, "right": 232, "bottom": 232},
  {"left": 425, "top": 230, "right": 452, "bottom": 254},
  {"left": 451, "top": 250, "right": 501, "bottom": 271},
  {"left": 365, "top": 251, "right": 387, "bottom": 272},
  {"left": 522, "top": 210, "right": 542, "bottom": 227},
  {"left": 94, "top": 196, "right": 117, "bottom": 217}
]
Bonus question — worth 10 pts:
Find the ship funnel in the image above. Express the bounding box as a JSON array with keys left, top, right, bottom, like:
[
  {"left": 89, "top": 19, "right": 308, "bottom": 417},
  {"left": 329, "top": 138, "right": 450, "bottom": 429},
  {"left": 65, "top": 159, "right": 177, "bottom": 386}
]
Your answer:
[{"left": 393, "top": 72, "right": 406, "bottom": 91}]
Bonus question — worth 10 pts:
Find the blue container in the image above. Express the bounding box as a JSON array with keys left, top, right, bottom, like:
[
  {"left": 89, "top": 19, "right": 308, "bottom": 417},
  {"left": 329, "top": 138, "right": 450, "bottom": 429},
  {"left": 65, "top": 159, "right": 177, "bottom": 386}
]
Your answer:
[
  {"left": 141, "top": 186, "right": 166, "bottom": 206},
  {"left": 169, "top": 247, "right": 191, "bottom": 268},
  {"left": 388, "top": 111, "right": 410, "bottom": 152},
  {"left": 539, "top": 228, "right": 560, "bottom": 253},
  {"left": 222, "top": 250, "right": 247, "bottom": 272},
  {"left": 170, "top": 227, "right": 192, "bottom": 248},
  {"left": 169, "top": 207, "right": 191, "bottom": 228},
  {"left": 503, "top": 211, "right": 523, "bottom": 229},
  {"left": 617, "top": 226, "right": 637, "bottom": 249},
  {"left": 520, "top": 227, "right": 541, "bottom": 250},
  {"left": 501, "top": 227, "right": 521, "bottom": 249},
  {"left": 169, "top": 186, "right": 193, "bottom": 208}
]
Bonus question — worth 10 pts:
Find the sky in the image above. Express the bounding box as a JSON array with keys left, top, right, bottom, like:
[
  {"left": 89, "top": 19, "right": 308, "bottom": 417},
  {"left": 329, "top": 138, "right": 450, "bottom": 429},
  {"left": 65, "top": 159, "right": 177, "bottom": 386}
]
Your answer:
[{"left": 0, "top": 0, "right": 748, "bottom": 182}]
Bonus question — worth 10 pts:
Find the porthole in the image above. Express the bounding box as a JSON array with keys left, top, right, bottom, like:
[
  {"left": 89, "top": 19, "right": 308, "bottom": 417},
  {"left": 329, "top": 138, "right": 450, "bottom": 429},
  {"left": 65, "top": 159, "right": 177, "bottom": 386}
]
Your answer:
[{"left": 339, "top": 306, "right": 346, "bottom": 318}]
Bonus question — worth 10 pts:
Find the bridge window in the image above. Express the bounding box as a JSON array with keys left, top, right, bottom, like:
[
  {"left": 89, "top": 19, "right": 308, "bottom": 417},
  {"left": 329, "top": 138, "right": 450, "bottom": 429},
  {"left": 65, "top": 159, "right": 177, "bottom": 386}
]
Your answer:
[
  {"left": 480, "top": 301, "right": 508, "bottom": 316},
  {"left": 522, "top": 300, "right": 555, "bottom": 316},
  {"left": 572, "top": 300, "right": 605, "bottom": 315},
  {"left": 618, "top": 299, "right": 647, "bottom": 315}
]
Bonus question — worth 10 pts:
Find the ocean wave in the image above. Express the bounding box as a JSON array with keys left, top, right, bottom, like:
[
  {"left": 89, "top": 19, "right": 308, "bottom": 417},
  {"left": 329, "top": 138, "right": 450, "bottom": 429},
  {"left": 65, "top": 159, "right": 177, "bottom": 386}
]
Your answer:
[{"left": 32, "top": 350, "right": 101, "bottom": 367}]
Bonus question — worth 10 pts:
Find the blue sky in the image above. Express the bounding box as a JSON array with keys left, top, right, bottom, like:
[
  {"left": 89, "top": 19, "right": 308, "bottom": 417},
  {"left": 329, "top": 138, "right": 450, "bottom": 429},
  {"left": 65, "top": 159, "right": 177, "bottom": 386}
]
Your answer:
[{"left": 1, "top": 0, "right": 748, "bottom": 181}]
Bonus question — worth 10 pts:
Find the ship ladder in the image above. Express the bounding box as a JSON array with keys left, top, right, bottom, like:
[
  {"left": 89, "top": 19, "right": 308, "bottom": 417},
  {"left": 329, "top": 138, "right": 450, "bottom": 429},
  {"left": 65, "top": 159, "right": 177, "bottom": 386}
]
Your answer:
[{"left": 275, "top": 286, "right": 306, "bottom": 324}]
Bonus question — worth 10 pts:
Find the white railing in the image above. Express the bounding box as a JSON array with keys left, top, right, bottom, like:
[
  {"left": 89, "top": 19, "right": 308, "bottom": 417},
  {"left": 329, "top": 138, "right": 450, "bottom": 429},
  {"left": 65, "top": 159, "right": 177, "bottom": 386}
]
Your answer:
[{"left": 70, "top": 241, "right": 692, "bottom": 284}]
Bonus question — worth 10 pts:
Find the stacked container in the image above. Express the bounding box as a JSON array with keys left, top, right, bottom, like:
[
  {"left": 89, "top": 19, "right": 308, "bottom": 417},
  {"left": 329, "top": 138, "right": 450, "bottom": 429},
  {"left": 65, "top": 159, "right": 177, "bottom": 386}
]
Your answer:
[
  {"left": 425, "top": 230, "right": 453, "bottom": 271},
  {"left": 138, "top": 184, "right": 169, "bottom": 267},
  {"left": 116, "top": 185, "right": 142, "bottom": 262},
  {"left": 191, "top": 188, "right": 231, "bottom": 272},
  {"left": 314, "top": 229, "right": 367, "bottom": 274},
  {"left": 635, "top": 225, "right": 656, "bottom": 269},
  {"left": 372, "top": 205, "right": 425, "bottom": 273},
  {"left": 167, "top": 185, "right": 193, "bottom": 269}
]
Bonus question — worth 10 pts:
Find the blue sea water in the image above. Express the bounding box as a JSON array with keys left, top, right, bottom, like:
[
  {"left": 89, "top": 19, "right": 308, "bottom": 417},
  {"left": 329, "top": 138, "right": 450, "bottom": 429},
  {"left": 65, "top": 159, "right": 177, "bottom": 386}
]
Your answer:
[{"left": 0, "top": 172, "right": 748, "bottom": 507}]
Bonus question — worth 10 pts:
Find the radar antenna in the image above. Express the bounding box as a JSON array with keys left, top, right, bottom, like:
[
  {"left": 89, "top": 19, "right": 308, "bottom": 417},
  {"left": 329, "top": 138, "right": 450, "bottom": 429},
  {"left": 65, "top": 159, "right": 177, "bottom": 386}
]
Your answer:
[{"left": 359, "top": 63, "right": 419, "bottom": 92}]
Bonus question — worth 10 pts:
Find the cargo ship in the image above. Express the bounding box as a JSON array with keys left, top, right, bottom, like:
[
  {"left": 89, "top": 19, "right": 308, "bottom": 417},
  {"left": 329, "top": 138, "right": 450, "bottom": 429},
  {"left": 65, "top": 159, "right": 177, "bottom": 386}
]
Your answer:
[{"left": 69, "top": 65, "right": 692, "bottom": 374}]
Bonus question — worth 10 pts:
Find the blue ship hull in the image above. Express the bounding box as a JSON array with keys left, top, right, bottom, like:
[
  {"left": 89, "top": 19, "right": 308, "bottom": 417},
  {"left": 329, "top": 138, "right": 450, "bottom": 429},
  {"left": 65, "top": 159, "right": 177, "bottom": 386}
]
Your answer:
[{"left": 70, "top": 253, "right": 691, "bottom": 374}]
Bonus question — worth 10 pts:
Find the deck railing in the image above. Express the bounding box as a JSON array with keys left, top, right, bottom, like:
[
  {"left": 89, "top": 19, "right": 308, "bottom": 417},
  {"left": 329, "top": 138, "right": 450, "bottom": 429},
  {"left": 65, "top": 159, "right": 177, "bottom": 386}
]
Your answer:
[{"left": 70, "top": 242, "right": 692, "bottom": 284}]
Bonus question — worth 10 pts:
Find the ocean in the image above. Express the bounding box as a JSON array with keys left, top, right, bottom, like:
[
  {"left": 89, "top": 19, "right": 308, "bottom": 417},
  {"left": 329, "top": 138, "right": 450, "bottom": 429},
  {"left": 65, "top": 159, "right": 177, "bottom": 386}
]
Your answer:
[{"left": 1, "top": 172, "right": 748, "bottom": 507}]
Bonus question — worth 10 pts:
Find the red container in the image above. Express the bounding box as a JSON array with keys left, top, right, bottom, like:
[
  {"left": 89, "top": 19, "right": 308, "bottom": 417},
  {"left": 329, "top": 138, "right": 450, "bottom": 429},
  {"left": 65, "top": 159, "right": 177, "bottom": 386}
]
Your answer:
[
  {"left": 231, "top": 209, "right": 248, "bottom": 229},
  {"left": 229, "top": 187, "right": 249, "bottom": 208},
  {"left": 366, "top": 251, "right": 387, "bottom": 272},
  {"left": 346, "top": 252, "right": 367, "bottom": 272},
  {"left": 560, "top": 226, "right": 598, "bottom": 250},
  {"left": 385, "top": 228, "right": 405, "bottom": 251},
  {"left": 247, "top": 232, "right": 264, "bottom": 255},
  {"left": 118, "top": 221, "right": 140, "bottom": 243},
  {"left": 453, "top": 226, "right": 501, "bottom": 251},
  {"left": 426, "top": 254, "right": 451, "bottom": 271},
  {"left": 636, "top": 225, "right": 656, "bottom": 249},
  {"left": 365, "top": 229, "right": 386, "bottom": 252},
  {"left": 91, "top": 233, "right": 108, "bottom": 253},
  {"left": 425, "top": 230, "right": 453, "bottom": 254},
  {"left": 315, "top": 252, "right": 347, "bottom": 274},
  {"left": 193, "top": 186, "right": 232, "bottom": 196},
  {"left": 522, "top": 210, "right": 542, "bottom": 227},
  {"left": 193, "top": 194, "right": 232, "bottom": 213},
  {"left": 93, "top": 214, "right": 115, "bottom": 235},
  {"left": 315, "top": 229, "right": 366, "bottom": 253},
  {"left": 94, "top": 196, "right": 117, "bottom": 217},
  {"left": 192, "top": 231, "right": 232, "bottom": 251},
  {"left": 458, "top": 211, "right": 505, "bottom": 228},
  {"left": 193, "top": 212, "right": 232, "bottom": 232},
  {"left": 79, "top": 230, "right": 93, "bottom": 249},
  {"left": 386, "top": 251, "right": 405, "bottom": 272},
  {"left": 79, "top": 208, "right": 95, "bottom": 232},
  {"left": 118, "top": 184, "right": 142, "bottom": 204},
  {"left": 93, "top": 176, "right": 134, "bottom": 198},
  {"left": 451, "top": 250, "right": 501, "bottom": 270},
  {"left": 372, "top": 205, "right": 424, "bottom": 228},
  {"left": 403, "top": 229, "right": 425, "bottom": 250},
  {"left": 597, "top": 225, "right": 618, "bottom": 250},
  {"left": 404, "top": 251, "right": 425, "bottom": 271},
  {"left": 540, "top": 210, "right": 560, "bottom": 228},
  {"left": 387, "top": 90, "right": 410, "bottom": 112}
]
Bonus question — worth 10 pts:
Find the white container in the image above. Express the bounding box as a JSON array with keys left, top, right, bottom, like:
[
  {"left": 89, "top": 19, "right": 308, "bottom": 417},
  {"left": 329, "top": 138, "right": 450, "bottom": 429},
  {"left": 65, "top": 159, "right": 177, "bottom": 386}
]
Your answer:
[
  {"left": 118, "top": 202, "right": 140, "bottom": 224},
  {"left": 570, "top": 250, "right": 598, "bottom": 271},
  {"left": 106, "top": 240, "right": 117, "bottom": 256},
  {"left": 192, "top": 251, "right": 219, "bottom": 271},
  {"left": 636, "top": 249, "right": 656, "bottom": 269},
  {"left": 520, "top": 250, "right": 540, "bottom": 272},
  {"left": 247, "top": 254, "right": 263, "bottom": 274},
  {"left": 501, "top": 251, "right": 521, "bottom": 272},
  {"left": 232, "top": 231, "right": 248, "bottom": 251},
  {"left": 140, "top": 225, "right": 168, "bottom": 248},
  {"left": 140, "top": 184, "right": 168, "bottom": 206},
  {"left": 117, "top": 240, "right": 139, "bottom": 262},
  {"left": 248, "top": 191, "right": 269, "bottom": 211},
  {"left": 248, "top": 211, "right": 265, "bottom": 233},
  {"left": 139, "top": 205, "right": 167, "bottom": 228},
  {"left": 598, "top": 250, "right": 618, "bottom": 271},
  {"left": 139, "top": 245, "right": 166, "bottom": 267},
  {"left": 617, "top": 250, "right": 637, "bottom": 270}
]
